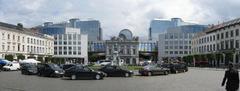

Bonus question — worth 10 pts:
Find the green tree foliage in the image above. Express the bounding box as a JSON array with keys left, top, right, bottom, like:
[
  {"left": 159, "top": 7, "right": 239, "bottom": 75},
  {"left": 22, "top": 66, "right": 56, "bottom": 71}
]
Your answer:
[
  {"left": 5, "top": 54, "right": 14, "bottom": 61},
  {"left": 17, "top": 54, "right": 25, "bottom": 60}
]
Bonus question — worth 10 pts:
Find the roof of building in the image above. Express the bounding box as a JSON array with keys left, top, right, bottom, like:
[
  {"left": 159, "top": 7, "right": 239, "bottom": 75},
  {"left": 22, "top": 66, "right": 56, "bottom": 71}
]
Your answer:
[
  {"left": 0, "top": 22, "right": 53, "bottom": 39},
  {"left": 205, "top": 18, "right": 240, "bottom": 33}
]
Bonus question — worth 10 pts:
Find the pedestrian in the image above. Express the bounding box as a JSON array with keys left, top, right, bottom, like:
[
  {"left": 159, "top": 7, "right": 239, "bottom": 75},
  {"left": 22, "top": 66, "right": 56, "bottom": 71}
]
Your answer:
[{"left": 222, "top": 63, "right": 239, "bottom": 91}]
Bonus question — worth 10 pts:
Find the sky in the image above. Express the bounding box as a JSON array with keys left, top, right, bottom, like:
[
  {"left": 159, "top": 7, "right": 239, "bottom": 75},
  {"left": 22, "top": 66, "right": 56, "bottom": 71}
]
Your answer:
[{"left": 0, "top": 0, "right": 240, "bottom": 40}]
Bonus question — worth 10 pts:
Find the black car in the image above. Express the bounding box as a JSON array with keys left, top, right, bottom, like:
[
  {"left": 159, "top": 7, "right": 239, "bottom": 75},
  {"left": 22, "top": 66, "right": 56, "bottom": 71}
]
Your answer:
[
  {"left": 162, "top": 63, "right": 188, "bottom": 73},
  {"left": 21, "top": 63, "right": 38, "bottom": 75},
  {"left": 99, "top": 65, "right": 133, "bottom": 77},
  {"left": 62, "top": 64, "right": 76, "bottom": 70},
  {"left": 37, "top": 63, "right": 64, "bottom": 77},
  {"left": 139, "top": 64, "right": 170, "bottom": 76},
  {"left": 63, "top": 65, "right": 106, "bottom": 80}
]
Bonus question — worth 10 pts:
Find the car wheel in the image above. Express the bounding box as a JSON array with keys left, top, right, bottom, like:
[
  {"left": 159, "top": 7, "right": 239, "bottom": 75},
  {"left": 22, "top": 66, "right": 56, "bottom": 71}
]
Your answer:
[
  {"left": 95, "top": 74, "right": 101, "bottom": 80},
  {"left": 125, "top": 73, "right": 130, "bottom": 77},
  {"left": 148, "top": 72, "right": 152, "bottom": 76},
  {"left": 71, "top": 75, "right": 76, "bottom": 80}
]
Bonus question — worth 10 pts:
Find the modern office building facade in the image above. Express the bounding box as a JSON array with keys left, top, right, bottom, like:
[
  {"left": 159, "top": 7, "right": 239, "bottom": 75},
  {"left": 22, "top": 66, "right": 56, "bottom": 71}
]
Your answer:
[
  {"left": 40, "top": 26, "right": 88, "bottom": 64},
  {"left": 158, "top": 25, "right": 206, "bottom": 62},
  {"left": 106, "top": 29, "right": 139, "bottom": 65},
  {"left": 192, "top": 18, "right": 240, "bottom": 66},
  {"left": 149, "top": 18, "right": 195, "bottom": 40},
  {"left": 39, "top": 18, "right": 102, "bottom": 41},
  {"left": 0, "top": 22, "right": 54, "bottom": 61}
]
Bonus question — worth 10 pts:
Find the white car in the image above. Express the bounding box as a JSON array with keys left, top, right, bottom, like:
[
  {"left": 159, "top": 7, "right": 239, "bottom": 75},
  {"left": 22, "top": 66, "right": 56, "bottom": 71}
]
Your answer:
[{"left": 3, "top": 62, "right": 20, "bottom": 71}]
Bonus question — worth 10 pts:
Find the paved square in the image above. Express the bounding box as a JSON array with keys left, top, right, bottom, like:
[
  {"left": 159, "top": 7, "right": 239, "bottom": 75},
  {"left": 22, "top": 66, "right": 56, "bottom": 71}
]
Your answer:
[{"left": 0, "top": 68, "right": 228, "bottom": 91}]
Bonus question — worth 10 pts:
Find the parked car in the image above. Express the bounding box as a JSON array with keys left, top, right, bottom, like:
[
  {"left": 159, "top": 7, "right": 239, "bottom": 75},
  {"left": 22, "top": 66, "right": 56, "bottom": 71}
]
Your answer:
[
  {"left": 62, "top": 64, "right": 76, "bottom": 70},
  {"left": 139, "top": 64, "right": 170, "bottom": 76},
  {"left": 162, "top": 63, "right": 188, "bottom": 73},
  {"left": 64, "top": 65, "right": 106, "bottom": 80},
  {"left": 37, "top": 63, "right": 64, "bottom": 77},
  {"left": 21, "top": 63, "right": 38, "bottom": 75},
  {"left": 99, "top": 65, "right": 133, "bottom": 77},
  {"left": 2, "top": 62, "right": 20, "bottom": 71},
  {"left": 100, "top": 62, "right": 111, "bottom": 66}
]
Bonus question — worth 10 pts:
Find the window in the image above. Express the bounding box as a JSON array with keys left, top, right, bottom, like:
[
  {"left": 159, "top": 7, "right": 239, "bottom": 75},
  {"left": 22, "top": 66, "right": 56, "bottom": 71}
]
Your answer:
[
  {"left": 184, "top": 34, "right": 188, "bottom": 38},
  {"left": 64, "top": 51, "right": 67, "bottom": 55},
  {"left": 174, "top": 46, "right": 178, "bottom": 49},
  {"left": 59, "top": 41, "right": 62, "bottom": 45},
  {"left": 54, "top": 41, "right": 57, "bottom": 45},
  {"left": 210, "top": 36, "right": 212, "bottom": 41},
  {"left": 221, "top": 33, "right": 224, "bottom": 39},
  {"left": 221, "top": 41, "right": 224, "bottom": 50},
  {"left": 174, "top": 51, "right": 178, "bottom": 54},
  {"left": 174, "top": 34, "right": 178, "bottom": 39},
  {"left": 17, "top": 36, "right": 20, "bottom": 42},
  {"left": 184, "top": 46, "right": 188, "bottom": 49},
  {"left": 236, "top": 40, "right": 239, "bottom": 48},
  {"left": 165, "top": 46, "right": 168, "bottom": 49},
  {"left": 184, "top": 51, "right": 188, "bottom": 54},
  {"left": 225, "top": 40, "right": 229, "bottom": 49},
  {"left": 225, "top": 32, "right": 229, "bottom": 38},
  {"left": 68, "top": 41, "right": 72, "bottom": 45},
  {"left": 179, "top": 46, "right": 183, "bottom": 49},
  {"left": 165, "top": 35, "right": 168, "bottom": 39},
  {"left": 68, "top": 34, "right": 72, "bottom": 40},
  {"left": 133, "top": 49, "right": 136, "bottom": 55},
  {"left": 174, "top": 41, "right": 178, "bottom": 45},
  {"left": 8, "top": 34, "right": 10, "bottom": 39},
  {"left": 179, "top": 41, "right": 183, "bottom": 44},
  {"left": 13, "top": 35, "right": 15, "bottom": 40},
  {"left": 73, "top": 41, "right": 76, "bottom": 45},
  {"left": 2, "top": 45, "right": 4, "bottom": 50},
  {"left": 64, "top": 35, "right": 67, "bottom": 40},
  {"left": 54, "top": 47, "right": 57, "bottom": 50},
  {"left": 165, "top": 51, "right": 168, "bottom": 54},
  {"left": 236, "top": 29, "right": 239, "bottom": 36},
  {"left": 230, "top": 40, "right": 234, "bottom": 49},
  {"left": 179, "top": 51, "right": 183, "bottom": 54},
  {"left": 73, "top": 34, "right": 77, "bottom": 40},
  {"left": 231, "top": 30, "right": 234, "bottom": 37},
  {"left": 217, "top": 34, "right": 220, "bottom": 40},
  {"left": 2, "top": 33, "right": 5, "bottom": 39},
  {"left": 165, "top": 41, "right": 168, "bottom": 44}
]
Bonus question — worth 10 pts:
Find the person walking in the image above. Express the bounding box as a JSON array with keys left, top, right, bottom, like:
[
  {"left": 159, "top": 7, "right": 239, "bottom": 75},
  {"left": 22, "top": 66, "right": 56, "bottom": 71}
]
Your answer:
[{"left": 222, "top": 63, "right": 239, "bottom": 91}]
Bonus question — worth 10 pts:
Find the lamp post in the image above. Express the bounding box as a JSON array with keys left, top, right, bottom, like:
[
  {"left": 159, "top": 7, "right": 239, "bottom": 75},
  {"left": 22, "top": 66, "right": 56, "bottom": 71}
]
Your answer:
[{"left": 112, "top": 43, "right": 119, "bottom": 65}]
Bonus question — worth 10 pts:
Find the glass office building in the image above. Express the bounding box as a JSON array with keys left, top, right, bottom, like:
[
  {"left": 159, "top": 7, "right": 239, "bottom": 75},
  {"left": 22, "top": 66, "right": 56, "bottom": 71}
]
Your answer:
[
  {"left": 149, "top": 18, "right": 195, "bottom": 40},
  {"left": 158, "top": 25, "right": 207, "bottom": 62},
  {"left": 40, "top": 26, "right": 66, "bottom": 35},
  {"left": 39, "top": 18, "right": 102, "bottom": 41}
]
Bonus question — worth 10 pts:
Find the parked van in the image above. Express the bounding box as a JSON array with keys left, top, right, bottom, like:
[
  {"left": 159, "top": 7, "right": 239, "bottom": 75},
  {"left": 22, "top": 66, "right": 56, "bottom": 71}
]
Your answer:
[{"left": 3, "top": 62, "right": 20, "bottom": 71}]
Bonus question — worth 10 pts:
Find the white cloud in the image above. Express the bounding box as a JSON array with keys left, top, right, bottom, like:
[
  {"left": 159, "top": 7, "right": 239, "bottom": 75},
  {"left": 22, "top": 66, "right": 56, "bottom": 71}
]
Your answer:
[{"left": 0, "top": 0, "right": 240, "bottom": 40}]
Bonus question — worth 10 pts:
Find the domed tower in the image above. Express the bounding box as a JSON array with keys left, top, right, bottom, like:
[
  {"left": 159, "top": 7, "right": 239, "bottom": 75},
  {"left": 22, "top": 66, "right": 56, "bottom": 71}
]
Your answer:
[{"left": 118, "top": 29, "right": 133, "bottom": 40}]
